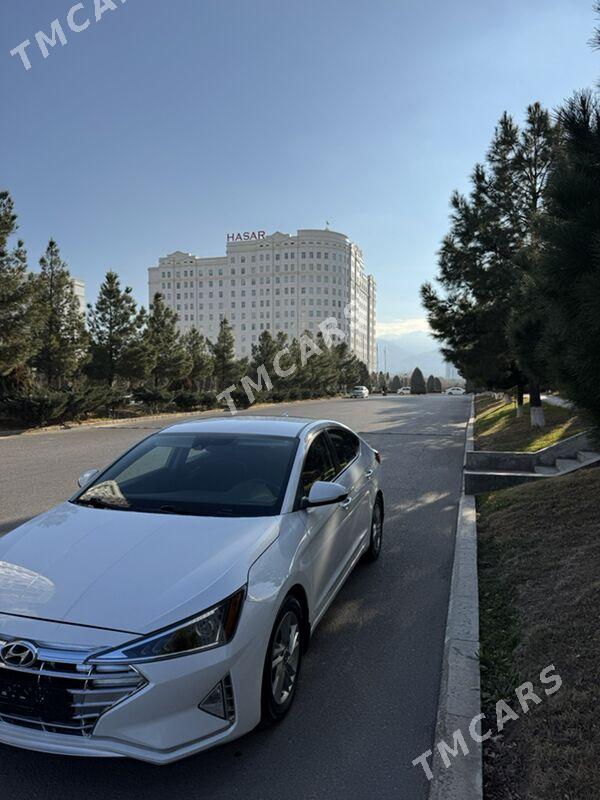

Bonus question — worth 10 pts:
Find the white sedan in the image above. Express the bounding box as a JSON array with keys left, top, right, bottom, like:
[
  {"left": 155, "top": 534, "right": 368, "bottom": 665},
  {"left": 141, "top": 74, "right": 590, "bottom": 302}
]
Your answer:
[
  {"left": 446, "top": 386, "right": 466, "bottom": 396},
  {"left": 0, "top": 416, "right": 383, "bottom": 764}
]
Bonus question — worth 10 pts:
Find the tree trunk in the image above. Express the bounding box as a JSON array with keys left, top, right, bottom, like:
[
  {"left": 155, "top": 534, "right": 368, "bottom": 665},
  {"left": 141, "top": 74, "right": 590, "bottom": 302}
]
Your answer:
[
  {"left": 529, "top": 382, "right": 545, "bottom": 428},
  {"left": 516, "top": 384, "right": 524, "bottom": 418}
]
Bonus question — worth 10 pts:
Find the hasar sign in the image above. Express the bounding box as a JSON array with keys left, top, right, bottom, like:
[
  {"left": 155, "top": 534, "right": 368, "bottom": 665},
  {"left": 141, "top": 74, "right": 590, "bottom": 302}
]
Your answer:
[{"left": 227, "top": 231, "right": 267, "bottom": 243}]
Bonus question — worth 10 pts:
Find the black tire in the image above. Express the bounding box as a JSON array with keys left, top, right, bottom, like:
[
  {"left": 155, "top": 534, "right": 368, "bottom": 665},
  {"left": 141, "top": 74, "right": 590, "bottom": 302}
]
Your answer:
[
  {"left": 363, "top": 498, "right": 384, "bottom": 562},
  {"left": 261, "top": 595, "right": 305, "bottom": 723}
]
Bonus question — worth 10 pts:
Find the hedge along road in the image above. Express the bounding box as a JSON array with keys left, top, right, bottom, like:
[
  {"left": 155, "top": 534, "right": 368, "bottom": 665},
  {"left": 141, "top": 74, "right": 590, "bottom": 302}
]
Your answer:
[{"left": 0, "top": 393, "right": 471, "bottom": 800}]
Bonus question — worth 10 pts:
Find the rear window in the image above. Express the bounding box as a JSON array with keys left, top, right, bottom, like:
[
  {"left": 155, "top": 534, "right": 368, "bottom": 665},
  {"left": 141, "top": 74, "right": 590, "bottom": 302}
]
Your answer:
[{"left": 74, "top": 432, "right": 299, "bottom": 518}]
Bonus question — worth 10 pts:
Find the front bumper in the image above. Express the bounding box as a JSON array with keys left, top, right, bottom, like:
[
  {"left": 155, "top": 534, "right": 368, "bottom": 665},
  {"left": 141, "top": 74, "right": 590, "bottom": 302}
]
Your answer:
[{"left": 0, "top": 608, "right": 270, "bottom": 764}]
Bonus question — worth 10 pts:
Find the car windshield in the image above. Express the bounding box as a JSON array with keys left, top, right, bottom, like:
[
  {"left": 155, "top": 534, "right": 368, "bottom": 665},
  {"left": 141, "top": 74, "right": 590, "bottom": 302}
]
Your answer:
[{"left": 73, "top": 432, "right": 299, "bottom": 518}]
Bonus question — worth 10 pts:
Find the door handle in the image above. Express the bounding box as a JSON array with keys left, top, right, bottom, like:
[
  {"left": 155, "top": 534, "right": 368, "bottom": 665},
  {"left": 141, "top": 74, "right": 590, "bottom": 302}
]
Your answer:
[
  {"left": 365, "top": 469, "right": 374, "bottom": 478},
  {"left": 340, "top": 496, "right": 353, "bottom": 509}
]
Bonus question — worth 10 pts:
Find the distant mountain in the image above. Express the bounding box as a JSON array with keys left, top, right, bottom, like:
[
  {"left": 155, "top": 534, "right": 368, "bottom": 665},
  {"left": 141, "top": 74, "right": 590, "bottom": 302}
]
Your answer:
[{"left": 376, "top": 332, "right": 448, "bottom": 377}]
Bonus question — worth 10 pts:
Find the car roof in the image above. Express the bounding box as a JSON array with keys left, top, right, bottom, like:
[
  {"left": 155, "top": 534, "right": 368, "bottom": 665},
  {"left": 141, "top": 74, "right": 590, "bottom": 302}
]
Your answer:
[{"left": 159, "top": 415, "right": 327, "bottom": 438}]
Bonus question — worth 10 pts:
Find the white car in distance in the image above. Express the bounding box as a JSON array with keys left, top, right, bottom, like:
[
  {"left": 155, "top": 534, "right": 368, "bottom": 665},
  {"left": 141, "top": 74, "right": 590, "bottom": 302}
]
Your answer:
[
  {"left": 0, "top": 416, "right": 384, "bottom": 764},
  {"left": 397, "top": 387, "right": 411, "bottom": 395},
  {"left": 350, "top": 385, "right": 369, "bottom": 398},
  {"left": 446, "top": 386, "right": 466, "bottom": 395}
]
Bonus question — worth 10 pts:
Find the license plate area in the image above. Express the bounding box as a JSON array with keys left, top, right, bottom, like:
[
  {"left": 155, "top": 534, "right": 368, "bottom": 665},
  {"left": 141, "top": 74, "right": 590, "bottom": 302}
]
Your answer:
[{"left": 0, "top": 672, "right": 73, "bottom": 722}]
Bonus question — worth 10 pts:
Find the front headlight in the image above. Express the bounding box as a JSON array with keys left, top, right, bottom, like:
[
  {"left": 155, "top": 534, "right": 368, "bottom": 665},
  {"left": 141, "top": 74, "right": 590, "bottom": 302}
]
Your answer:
[{"left": 90, "top": 588, "right": 245, "bottom": 664}]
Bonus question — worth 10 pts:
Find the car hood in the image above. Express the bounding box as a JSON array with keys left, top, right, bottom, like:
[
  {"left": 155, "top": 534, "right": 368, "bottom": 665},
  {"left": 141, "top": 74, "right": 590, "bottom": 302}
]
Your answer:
[{"left": 0, "top": 502, "right": 281, "bottom": 635}]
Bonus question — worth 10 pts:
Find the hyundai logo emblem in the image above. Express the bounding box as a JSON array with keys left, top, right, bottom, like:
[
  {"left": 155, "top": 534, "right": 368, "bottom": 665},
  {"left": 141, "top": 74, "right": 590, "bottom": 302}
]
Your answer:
[{"left": 0, "top": 640, "right": 38, "bottom": 668}]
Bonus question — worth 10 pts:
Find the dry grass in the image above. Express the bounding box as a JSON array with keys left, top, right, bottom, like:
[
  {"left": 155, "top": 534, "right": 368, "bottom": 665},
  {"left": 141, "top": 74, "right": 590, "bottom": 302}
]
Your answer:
[
  {"left": 475, "top": 397, "right": 589, "bottom": 452},
  {"left": 478, "top": 467, "right": 600, "bottom": 800}
]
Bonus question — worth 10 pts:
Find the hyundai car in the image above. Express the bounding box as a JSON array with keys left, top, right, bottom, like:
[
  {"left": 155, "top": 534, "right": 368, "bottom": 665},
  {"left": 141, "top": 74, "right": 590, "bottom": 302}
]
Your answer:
[{"left": 0, "top": 416, "right": 383, "bottom": 764}]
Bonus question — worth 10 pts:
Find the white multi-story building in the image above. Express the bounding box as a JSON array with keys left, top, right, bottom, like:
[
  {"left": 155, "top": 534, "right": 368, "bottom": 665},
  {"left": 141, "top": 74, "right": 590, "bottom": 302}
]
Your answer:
[
  {"left": 148, "top": 228, "right": 377, "bottom": 371},
  {"left": 72, "top": 278, "right": 86, "bottom": 315}
]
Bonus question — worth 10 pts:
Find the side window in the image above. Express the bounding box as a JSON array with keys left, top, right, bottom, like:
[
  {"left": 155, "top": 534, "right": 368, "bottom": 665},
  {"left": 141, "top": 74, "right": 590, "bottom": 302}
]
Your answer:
[
  {"left": 328, "top": 428, "right": 360, "bottom": 473},
  {"left": 300, "top": 432, "right": 336, "bottom": 496}
]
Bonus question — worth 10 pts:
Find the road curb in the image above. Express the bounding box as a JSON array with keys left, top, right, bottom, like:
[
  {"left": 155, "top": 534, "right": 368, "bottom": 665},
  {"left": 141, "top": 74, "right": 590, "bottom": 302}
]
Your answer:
[{"left": 428, "top": 397, "right": 482, "bottom": 800}]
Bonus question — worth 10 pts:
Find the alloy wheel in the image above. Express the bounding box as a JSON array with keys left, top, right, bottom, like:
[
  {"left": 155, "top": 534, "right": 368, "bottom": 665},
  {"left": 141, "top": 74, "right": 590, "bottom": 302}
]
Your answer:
[
  {"left": 372, "top": 504, "right": 383, "bottom": 554},
  {"left": 270, "top": 610, "right": 301, "bottom": 706}
]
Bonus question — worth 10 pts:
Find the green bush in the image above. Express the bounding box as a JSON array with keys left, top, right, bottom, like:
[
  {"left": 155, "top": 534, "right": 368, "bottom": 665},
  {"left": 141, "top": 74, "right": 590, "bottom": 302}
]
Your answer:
[
  {"left": 229, "top": 389, "right": 251, "bottom": 409},
  {"left": 270, "top": 391, "right": 288, "bottom": 403},
  {"left": 0, "top": 388, "right": 69, "bottom": 426},
  {"left": 62, "top": 385, "right": 106, "bottom": 421},
  {"left": 198, "top": 391, "right": 218, "bottom": 409},
  {"left": 132, "top": 386, "right": 173, "bottom": 413},
  {"left": 174, "top": 391, "right": 200, "bottom": 411}
]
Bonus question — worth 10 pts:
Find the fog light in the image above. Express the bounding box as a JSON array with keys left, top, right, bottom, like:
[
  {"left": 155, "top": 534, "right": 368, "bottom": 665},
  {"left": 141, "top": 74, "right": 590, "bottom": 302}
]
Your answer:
[{"left": 199, "top": 674, "right": 235, "bottom": 722}]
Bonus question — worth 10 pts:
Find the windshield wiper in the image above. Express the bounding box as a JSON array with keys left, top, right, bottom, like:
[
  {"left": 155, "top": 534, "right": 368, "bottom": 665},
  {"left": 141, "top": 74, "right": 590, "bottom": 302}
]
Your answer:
[
  {"left": 148, "top": 505, "right": 239, "bottom": 517},
  {"left": 73, "top": 497, "right": 131, "bottom": 511}
]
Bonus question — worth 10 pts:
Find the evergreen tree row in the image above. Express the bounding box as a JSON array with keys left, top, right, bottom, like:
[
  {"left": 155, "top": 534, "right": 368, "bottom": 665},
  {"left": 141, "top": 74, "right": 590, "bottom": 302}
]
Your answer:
[
  {"left": 0, "top": 192, "right": 370, "bottom": 426},
  {"left": 371, "top": 369, "right": 444, "bottom": 395}
]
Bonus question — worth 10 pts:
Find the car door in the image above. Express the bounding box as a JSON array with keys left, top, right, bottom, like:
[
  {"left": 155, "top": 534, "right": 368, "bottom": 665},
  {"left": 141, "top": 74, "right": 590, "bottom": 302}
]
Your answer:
[
  {"left": 298, "top": 431, "right": 351, "bottom": 618},
  {"left": 326, "top": 427, "right": 373, "bottom": 565}
]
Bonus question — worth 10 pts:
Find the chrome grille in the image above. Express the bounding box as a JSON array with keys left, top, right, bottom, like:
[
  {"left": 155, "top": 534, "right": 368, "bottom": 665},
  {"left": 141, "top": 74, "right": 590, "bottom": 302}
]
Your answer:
[{"left": 0, "top": 645, "right": 146, "bottom": 737}]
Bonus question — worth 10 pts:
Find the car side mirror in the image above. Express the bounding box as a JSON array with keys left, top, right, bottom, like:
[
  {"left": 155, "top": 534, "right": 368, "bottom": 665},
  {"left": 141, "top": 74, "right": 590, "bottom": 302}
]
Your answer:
[
  {"left": 78, "top": 469, "right": 99, "bottom": 489},
  {"left": 303, "top": 481, "right": 348, "bottom": 509}
]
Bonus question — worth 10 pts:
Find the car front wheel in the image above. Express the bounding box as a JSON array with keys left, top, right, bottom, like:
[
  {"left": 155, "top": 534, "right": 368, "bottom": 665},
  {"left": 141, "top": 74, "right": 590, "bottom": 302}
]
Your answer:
[{"left": 261, "top": 595, "right": 304, "bottom": 722}]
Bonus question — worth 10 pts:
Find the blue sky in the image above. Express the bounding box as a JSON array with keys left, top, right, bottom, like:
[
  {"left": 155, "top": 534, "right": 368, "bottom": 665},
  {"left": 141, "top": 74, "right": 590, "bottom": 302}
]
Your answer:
[{"left": 1, "top": 0, "right": 598, "bottom": 335}]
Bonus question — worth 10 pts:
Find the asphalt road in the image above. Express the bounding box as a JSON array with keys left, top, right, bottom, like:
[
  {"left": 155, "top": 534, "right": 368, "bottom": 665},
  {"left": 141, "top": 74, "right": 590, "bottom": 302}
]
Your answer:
[{"left": 0, "top": 394, "right": 471, "bottom": 800}]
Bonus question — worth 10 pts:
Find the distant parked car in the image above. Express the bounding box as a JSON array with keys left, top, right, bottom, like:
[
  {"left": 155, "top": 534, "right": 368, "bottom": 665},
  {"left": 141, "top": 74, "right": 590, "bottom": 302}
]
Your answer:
[
  {"left": 350, "top": 386, "right": 369, "bottom": 399},
  {"left": 446, "top": 386, "right": 466, "bottom": 396},
  {"left": 397, "top": 387, "right": 411, "bottom": 396}
]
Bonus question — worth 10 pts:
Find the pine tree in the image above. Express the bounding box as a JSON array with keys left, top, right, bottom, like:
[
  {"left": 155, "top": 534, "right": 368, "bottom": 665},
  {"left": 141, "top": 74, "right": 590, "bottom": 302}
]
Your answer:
[
  {"left": 422, "top": 103, "right": 558, "bottom": 426},
  {"left": 251, "top": 330, "right": 280, "bottom": 372},
  {"left": 0, "top": 191, "right": 35, "bottom": 380},
  {"left": 183, "top": 327, "right": 213, "bottom": 391},
  {"left": 426, "top": 375, "right": 436, "bottom": 393},
  {"left": 30, "top": 240, "right": 87, "bottom": 388},
  {"left": 86, "top": 271, "right": 140, "bottom": 386},
  {"left": 390, "top": 375, "right": 401, "bottom": 391},
  {"left": 356, "top": 361, "right": 371, "bottom": 389},
  {"left": 333, "top": 341, "right": 362, "bottom": 391},
  {"left": 434, "top": 377, "right": 443, "bottom": 393},
  {"left": 411, "top": 367, "right": 427, "bottom": 395},
  {"left": 144, "top": 293, "right": 189, "bottom": 388},
  {"left": 246, "top": 329, "right": 279, "bottom": 396},
  {"left": 210, "top": 318, "right": 239, "bottom": 390},
  {"left": 303, "top": 332, "right": 337, "bottom": 396},
  {"left": 110, "top": 306, "right": 150, "bottom": 388},
  {"left": 537, "top": 92, "right": 600, "bottom": 427}
]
